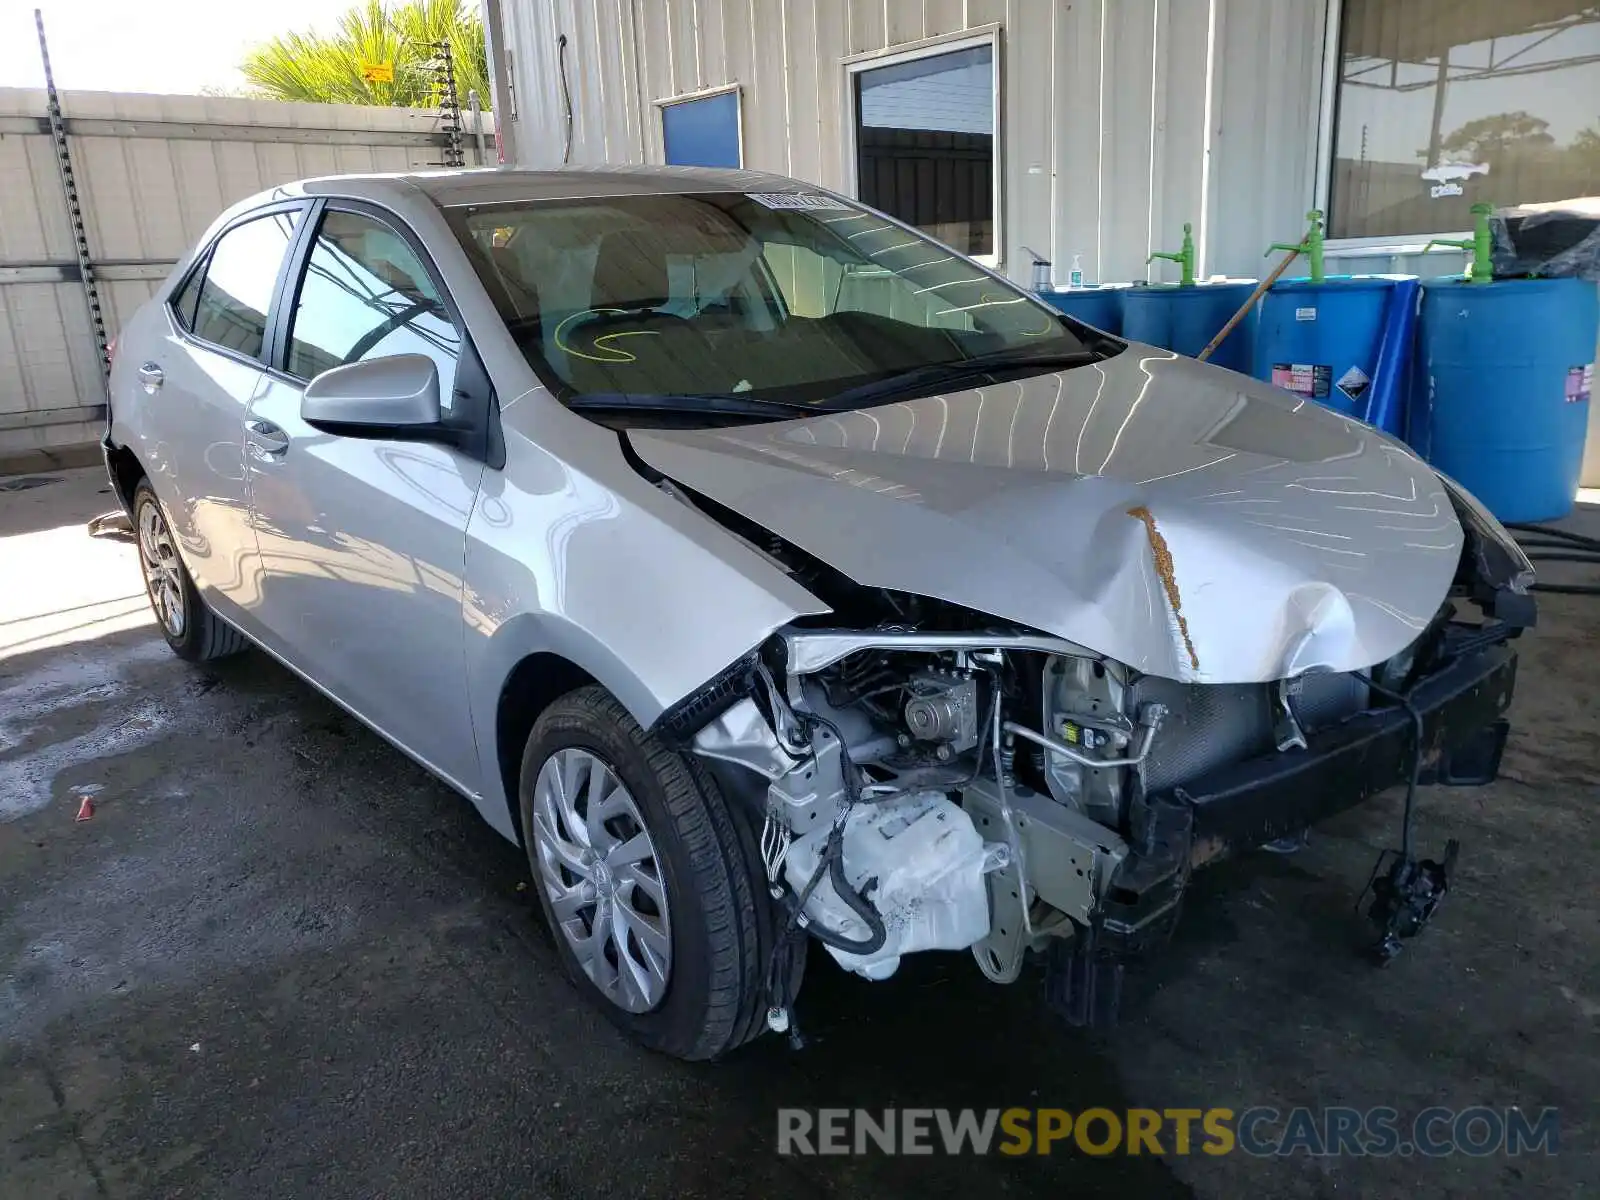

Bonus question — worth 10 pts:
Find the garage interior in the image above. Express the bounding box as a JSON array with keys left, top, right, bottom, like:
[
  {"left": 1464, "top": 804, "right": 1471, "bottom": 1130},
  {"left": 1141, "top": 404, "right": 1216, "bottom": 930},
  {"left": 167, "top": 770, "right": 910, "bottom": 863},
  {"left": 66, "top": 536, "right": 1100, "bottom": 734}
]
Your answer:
[{"left": 4, "top": 1, "right": 1600, "bottom": 1197}]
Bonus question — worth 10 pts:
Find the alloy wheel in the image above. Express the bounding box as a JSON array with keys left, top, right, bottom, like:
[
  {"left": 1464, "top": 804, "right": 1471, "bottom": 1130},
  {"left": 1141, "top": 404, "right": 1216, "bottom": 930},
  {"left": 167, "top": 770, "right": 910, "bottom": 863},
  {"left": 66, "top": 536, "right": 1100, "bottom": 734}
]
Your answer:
[
  {"left": 137, "top": 499, "right": 186, "bottom": 639},
  {"left": 531, "top": 748, "right": 673, "bottom": 1013}
]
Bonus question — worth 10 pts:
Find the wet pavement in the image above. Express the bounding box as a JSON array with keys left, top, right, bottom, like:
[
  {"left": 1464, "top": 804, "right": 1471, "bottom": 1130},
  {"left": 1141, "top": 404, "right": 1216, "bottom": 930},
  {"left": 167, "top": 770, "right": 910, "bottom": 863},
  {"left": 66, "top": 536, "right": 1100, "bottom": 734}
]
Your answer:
[{"left": 2, "top": 468, "right": 1596, "bottom": 1198}]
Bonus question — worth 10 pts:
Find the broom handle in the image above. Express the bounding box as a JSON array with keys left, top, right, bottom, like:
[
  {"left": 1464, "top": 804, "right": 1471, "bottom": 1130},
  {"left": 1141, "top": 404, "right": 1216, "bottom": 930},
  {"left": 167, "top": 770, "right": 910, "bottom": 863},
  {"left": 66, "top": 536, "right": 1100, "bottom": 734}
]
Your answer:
[{"left": 1195, "top": 247, "right": 1303, "bottom": 363}]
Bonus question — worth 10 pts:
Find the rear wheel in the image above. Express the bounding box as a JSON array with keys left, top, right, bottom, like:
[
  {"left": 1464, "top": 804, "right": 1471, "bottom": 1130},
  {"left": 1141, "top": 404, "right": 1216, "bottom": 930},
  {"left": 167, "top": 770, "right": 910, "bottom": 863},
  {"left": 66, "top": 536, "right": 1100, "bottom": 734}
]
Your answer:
[
  {"left": 132, "top": 478, "right": 246, "bottom": 662},
  {"left": 519, "top": 686, "right": 798, "bottom": 1060}
]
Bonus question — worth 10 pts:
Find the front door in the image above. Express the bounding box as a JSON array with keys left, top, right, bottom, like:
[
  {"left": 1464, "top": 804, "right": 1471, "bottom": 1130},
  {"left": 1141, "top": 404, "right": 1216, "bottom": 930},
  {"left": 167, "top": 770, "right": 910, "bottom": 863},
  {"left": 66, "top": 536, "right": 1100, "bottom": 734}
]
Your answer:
[
  {"left": 244, "top": 205, "right": 485, "bottom": 792},
  {"left": 142, "top": 207, "right": 303, "bottom": 622}
]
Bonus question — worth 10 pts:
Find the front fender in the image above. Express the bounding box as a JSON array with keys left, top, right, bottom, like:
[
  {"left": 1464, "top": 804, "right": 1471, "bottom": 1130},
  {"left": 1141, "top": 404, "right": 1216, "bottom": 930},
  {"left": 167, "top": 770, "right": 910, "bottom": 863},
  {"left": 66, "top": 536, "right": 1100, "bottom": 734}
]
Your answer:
[{"left": 461, "top": 404, "right": 829, "bottom": 840}]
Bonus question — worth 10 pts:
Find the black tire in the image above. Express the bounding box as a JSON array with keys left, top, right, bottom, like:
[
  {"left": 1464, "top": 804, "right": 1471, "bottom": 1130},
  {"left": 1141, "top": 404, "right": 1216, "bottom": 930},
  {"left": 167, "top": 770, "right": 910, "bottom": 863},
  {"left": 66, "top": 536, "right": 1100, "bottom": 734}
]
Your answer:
[
  {"left": 131, "top": 478, "right": 248, "bottom": 663},
  {"left": 519, "top": 686, "right": 801, "bottom": 1061}
]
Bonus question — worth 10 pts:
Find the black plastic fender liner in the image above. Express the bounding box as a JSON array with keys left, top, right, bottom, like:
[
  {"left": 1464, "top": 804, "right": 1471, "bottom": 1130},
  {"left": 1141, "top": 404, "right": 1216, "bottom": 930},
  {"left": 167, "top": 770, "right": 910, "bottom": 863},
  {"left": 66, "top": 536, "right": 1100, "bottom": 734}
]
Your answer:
[{"left": 650, "top": 649, "right": 760, "bottom": 747}]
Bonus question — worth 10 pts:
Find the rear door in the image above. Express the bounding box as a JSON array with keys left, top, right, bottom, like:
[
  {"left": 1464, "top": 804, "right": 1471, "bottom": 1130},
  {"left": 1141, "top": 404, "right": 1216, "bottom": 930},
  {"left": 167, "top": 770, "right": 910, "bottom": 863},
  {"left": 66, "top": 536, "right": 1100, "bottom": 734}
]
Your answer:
[
  {"left": 136, "top": 205, "right": 305, "bottom": 623},
  {"left": 243, "top": 201, "right": 488, "bottom": 791}
]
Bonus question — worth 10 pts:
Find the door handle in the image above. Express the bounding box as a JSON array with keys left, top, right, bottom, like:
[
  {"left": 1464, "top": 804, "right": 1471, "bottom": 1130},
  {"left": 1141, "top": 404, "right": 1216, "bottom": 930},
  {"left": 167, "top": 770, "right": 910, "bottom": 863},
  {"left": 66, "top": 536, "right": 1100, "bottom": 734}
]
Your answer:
[
  {"left": 245, "top": 418, "right": 290, "bottom": 459},
  {"left": 137, "top": 362, "right": 164, "bottom": 393}
]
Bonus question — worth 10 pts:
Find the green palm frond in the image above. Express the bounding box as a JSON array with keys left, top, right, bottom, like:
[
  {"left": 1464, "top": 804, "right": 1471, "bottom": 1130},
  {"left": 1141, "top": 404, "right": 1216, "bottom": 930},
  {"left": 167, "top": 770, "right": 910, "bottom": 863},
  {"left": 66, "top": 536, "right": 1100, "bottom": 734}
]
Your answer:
[{"left": 242, "top": 0, "right": 489, "bottom": 110}]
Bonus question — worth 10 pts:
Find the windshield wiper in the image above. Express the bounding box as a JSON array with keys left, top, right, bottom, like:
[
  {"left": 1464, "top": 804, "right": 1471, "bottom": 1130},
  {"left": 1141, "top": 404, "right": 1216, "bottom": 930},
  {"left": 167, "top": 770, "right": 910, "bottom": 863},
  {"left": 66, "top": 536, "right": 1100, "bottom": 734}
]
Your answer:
[
  {"left": 566, "top": 391, "right": 824, "bottom": 419},
  {"left": 828, "top": 348, "right": 1101, "bottom": 408}
]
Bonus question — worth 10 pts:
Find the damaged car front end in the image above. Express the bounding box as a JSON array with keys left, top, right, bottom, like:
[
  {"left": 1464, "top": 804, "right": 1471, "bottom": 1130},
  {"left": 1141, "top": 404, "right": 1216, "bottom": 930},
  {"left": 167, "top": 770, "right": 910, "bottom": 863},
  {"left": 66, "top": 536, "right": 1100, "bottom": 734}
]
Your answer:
[
  {"left": 445, "top": 175, "right": 1532, "bottom": 1047},
  {"left": 669, "top": 545, "right": 1525, "bottom": 1032},
  {"left": 640, "top": 402, "right": 1532, "bottom": 1034}
]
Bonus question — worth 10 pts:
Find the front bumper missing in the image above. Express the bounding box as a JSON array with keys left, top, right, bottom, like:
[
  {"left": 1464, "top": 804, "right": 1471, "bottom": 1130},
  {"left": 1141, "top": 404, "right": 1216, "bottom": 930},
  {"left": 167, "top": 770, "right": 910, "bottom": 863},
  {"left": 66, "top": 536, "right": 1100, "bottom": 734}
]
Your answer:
[{"left": 1047, "top": 639, "right": 1519, "bottom": 1026}]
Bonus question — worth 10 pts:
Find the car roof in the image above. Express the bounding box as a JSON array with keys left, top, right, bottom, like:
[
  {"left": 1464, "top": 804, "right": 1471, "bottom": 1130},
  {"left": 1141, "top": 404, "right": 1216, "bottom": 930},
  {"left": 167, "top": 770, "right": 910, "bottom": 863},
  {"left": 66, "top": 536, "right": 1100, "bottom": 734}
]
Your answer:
[{"left": 295, "top": 165, "right": 816, "bottom": 209}]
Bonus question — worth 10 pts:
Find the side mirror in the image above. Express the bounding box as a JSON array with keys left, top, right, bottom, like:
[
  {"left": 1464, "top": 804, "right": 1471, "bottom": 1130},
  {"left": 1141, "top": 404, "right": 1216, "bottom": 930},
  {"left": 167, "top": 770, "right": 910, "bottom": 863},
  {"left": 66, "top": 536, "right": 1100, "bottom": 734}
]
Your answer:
[{"left": 302, "top": 354, "right": 442, "bottom": 432}]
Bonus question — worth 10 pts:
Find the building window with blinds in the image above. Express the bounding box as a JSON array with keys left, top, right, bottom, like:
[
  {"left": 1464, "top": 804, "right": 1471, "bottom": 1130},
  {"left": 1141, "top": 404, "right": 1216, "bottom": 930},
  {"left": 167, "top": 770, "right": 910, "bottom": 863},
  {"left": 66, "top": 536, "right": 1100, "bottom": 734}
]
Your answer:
[
  {"left": 1329, "top": 1, "right": 1600, "bottom": 239},
  {"left": 851, "top": 41, "right": 998, "bottom": 260}
]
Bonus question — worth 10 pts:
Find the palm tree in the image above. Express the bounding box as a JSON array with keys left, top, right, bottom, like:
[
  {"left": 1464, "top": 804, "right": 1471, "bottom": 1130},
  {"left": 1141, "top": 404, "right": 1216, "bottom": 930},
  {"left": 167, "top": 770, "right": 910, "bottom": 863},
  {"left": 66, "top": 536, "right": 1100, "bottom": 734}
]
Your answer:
[{"left": 242, "top": 0, "right": 490, "bottom": 110}]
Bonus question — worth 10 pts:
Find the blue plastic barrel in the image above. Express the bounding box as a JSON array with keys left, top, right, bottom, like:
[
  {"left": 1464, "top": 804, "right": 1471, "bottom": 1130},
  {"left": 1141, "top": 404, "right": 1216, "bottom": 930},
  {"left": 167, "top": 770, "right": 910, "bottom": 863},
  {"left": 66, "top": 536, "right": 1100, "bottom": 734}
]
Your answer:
[
  {"left": 1036, "top": 286, "right": 1123, "bottom": 334},
  {"left": 1121, "top": 281, "right": 1258, "bottom": 373},
  {"left": 1415, "top": 277, "right": 1598, "bottom": 524},
  {"left": 1254, "top": 277, "right": 1411, "bottom": 426}
]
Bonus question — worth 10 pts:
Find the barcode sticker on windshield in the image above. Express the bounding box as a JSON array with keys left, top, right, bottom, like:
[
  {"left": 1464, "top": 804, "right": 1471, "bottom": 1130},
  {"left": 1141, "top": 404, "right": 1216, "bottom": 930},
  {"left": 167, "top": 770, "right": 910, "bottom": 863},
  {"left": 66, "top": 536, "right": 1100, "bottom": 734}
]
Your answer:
[{"left": 745, "top": 192, "right": 851, "bottom": 211}]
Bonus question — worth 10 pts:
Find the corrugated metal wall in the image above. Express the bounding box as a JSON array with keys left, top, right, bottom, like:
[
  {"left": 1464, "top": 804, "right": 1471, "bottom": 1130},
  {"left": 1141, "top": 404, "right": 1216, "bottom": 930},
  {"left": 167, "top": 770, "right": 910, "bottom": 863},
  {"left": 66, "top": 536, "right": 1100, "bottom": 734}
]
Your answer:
[
  {"left": 496, "top": 0, "right": 1330, "bottom": 287},
  {"left": 0, "top": 88, "right": 492, "bottom": 460}
]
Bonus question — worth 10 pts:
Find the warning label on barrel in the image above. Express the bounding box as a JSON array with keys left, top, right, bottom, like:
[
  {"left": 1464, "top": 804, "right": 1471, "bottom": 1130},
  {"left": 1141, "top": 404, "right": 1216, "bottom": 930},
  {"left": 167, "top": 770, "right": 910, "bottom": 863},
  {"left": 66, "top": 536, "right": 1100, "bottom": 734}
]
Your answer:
[
  {"left": 1336, "top": 365, "right": 1371, "bottom": 403},
  {"left": 1271, "top": 363, "right": 1331, "bottom": 400},
  {"left": 1567, "top": 364, "right": 1594, "bottom": 404}
]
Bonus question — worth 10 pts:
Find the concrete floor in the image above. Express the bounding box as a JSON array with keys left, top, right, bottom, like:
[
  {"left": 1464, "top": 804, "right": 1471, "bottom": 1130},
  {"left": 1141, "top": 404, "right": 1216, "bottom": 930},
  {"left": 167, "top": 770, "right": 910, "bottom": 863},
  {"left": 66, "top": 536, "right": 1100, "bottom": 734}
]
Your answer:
[{"left": 2, "top": 466, "right": 1596, "bottom": 1199}]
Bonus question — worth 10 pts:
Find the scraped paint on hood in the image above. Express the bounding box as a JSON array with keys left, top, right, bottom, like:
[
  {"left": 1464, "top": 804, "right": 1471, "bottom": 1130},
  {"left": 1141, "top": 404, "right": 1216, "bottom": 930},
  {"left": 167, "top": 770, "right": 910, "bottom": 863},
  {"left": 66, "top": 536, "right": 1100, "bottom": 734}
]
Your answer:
[{"left": 628, "top": 346, "right": 1463, "bottom": 683}]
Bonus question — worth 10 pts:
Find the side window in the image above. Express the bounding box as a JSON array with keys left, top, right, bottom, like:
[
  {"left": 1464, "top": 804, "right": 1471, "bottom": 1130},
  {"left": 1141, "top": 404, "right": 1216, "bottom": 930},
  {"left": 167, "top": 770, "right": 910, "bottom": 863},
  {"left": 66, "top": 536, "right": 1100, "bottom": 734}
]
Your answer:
[
  {"left": 169, "top": 258, "right": 207, "bottom": 332},
  {"left": 190, "top": 210, "right": 301, "bottom": 360},
  {"left": 286, "top": 209, "right": 460, "bottom": 410}
]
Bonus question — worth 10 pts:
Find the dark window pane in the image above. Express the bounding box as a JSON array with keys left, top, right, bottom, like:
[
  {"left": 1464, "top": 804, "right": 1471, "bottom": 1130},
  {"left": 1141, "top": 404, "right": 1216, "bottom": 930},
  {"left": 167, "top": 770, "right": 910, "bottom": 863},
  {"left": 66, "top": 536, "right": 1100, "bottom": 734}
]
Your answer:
[
  {"left": 662, "top": 91, "right": 742, "bottom": 167},
  {"left": 855, "top": 45, "right": 995, "bottom": 256},
  {"left": 170, "top": 259, "right": 206, "bottom": 331},
  {"left": 191, "top": 210, "right": 300, "bottom": 359},
  {"left": 287, "top": 210, "right": 460, "bottom": 409},
  {"left": 1331, "top": 0, "right": 1600, "bottom": 238}
]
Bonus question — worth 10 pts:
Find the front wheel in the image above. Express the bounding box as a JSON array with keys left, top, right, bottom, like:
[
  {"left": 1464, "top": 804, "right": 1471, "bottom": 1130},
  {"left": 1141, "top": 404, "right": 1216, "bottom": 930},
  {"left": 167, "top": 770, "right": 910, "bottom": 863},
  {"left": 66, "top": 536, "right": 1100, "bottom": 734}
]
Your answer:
[
  {"left": 132, "top": 478, "right": 246, "bottom": 662},
  {"left": 519, "top": 686, "right": 799, "bottom": 1060}
]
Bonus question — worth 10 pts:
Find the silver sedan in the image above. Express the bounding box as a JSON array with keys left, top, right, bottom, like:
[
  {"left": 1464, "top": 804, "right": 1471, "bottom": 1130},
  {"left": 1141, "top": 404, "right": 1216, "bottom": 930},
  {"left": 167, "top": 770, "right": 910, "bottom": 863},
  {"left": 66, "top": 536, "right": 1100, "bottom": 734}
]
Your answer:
[{"left": 105, "top": 167, "right": 1531, "bottom": 1059}]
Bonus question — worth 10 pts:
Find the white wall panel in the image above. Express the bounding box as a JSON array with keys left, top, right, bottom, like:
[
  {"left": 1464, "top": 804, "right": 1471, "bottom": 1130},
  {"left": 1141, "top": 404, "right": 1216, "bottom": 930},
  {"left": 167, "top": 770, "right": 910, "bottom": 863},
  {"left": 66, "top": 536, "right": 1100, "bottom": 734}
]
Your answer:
[
  {"left": 1053, "top": 0, "right": 1105, "bottom": 280},
  {"left": 594, "top": 1, "right": 636, "bottom": 161},
  {"left": 1099, "top": 0, "right": 1158, "bottom": 283},
  {"left": 1154, "top": 0, "right": 1212, "bottom": 276},
  {"left": 696, "top": 0, "right": 730, "bottom": 87},
  {"left": 847, "top": 0, "right": 886, "bottom": 56},
  {"left": 810, "top": 0, "right": 850, "bottom": 190},
  {"left": 748, "top": 0, "right": 792, "bottom": 175},
  {"left": 1006, "top": 0, "right": 1054, "bottom": 279},
  {"left": 501, "top": 0, "right": 1327, "bottom": 292},
  {"left": 1205, "top": 0, "right": 1327, "bottom": 278},
  {"left": 921, "top": 0, "right": 965, "bottom": 39},
  {"left": 782, "top": 0, "right": 826, "bottom": 183}
]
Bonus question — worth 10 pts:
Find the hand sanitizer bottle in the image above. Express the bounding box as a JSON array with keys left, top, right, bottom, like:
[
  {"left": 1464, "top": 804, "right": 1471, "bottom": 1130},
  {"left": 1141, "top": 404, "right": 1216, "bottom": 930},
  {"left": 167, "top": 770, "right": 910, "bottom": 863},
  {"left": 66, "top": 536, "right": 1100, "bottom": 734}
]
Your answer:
[{"left": 1068, "top": 254, "right": 1084, "bottom": 289}]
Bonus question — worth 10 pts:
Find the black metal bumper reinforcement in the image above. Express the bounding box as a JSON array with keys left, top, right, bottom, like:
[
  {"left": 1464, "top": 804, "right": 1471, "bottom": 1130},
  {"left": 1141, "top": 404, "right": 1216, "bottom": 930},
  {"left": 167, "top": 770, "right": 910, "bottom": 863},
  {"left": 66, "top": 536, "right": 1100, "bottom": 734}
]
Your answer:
[
  {"left": 1176, "top": 642, "right": 1517, "bottom": 865},
  {"left": 1049, "top": 639, "right": 1518, "bottom": 1027}
]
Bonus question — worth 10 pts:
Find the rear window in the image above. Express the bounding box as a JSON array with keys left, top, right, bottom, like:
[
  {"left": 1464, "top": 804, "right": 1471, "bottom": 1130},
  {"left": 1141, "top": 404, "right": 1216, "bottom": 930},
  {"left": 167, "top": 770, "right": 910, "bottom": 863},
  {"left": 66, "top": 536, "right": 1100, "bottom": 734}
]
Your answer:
[{"left": 188, "top": 209, "right": 301, "bottom": 361}]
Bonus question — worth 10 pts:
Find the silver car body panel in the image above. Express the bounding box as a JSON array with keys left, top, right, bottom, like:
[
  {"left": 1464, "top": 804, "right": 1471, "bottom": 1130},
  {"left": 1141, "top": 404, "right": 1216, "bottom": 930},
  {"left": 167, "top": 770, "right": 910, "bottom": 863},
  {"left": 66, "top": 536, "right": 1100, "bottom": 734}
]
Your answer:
[
  {"left": 111, "top": 169, "right": 831, "bottom": 843},
  {"left": 107, "top": 166, "right": 1469, "bottom": 850},
  {"left": 629, "top": 351, "right": 1464, "bottom": 684},
  {"left": 460, "top": 395, "right": 829, "bottom": 838}
]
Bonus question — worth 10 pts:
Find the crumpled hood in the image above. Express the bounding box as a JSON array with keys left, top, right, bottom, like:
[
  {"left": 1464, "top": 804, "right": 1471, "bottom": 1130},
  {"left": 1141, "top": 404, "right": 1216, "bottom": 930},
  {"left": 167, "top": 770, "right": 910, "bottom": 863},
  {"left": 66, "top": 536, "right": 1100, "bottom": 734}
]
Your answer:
[{"left": 628, "top": 347, "right": 1463, "bottom": 683}]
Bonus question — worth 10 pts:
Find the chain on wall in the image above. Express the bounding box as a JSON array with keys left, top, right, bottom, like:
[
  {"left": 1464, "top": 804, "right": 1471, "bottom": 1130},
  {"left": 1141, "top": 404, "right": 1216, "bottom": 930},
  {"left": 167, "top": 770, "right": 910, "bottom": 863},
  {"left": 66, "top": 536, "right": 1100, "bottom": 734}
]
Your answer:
[
  {"left": 417, "top": 41, "right": 466, "bottom": 169},
  {"left": 35, "top": 8, "right": 109, "bottom": 384}
]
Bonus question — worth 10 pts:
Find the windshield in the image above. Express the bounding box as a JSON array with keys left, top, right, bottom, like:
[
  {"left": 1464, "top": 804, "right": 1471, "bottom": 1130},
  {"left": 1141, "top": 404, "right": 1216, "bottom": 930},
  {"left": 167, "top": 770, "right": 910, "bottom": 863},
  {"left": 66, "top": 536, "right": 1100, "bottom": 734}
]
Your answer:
[{"left": 446, "top": 190, "right": 1108, "bottom": 417}]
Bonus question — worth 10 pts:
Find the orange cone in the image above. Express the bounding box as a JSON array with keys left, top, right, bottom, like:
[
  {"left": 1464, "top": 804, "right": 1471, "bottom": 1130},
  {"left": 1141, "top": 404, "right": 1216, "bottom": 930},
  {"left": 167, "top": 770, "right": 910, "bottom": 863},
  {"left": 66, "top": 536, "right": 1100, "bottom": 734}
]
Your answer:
[{"left": 74, "top": 795, "right": 95, "bottom": 822}]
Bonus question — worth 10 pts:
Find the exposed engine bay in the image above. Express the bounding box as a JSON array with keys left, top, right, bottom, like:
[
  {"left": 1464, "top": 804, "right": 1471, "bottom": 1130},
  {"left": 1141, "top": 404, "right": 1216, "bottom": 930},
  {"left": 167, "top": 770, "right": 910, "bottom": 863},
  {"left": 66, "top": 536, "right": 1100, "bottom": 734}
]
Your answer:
[
  {"left": 662, "top": 479, "right": 1532, "bottom": 1037},
  {"left": 694, "top": 625, "right": 1365, "bottom": 985}
]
